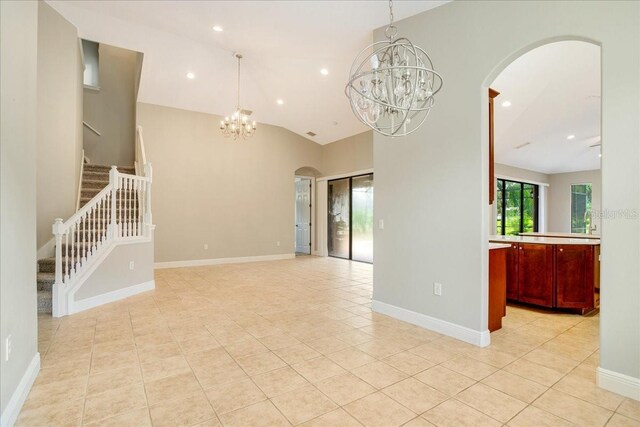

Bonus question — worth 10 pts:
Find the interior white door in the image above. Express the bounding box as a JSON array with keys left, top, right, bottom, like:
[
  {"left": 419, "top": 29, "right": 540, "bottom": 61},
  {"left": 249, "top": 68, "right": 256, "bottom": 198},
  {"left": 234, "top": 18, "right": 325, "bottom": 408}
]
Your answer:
[{"left": 295, "top": 178, "right": 311, "bottom": 254}]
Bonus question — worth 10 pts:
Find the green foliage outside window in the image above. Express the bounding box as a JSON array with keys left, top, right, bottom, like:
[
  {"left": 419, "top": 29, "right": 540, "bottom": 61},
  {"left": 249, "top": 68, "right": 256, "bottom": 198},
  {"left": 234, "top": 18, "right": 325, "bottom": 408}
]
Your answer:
[
  {"left": 571, "top": 184, "right": 592, "bottom": 233},
  {"left": 496, "top": 179, "right": 538, "bottom": 235}
]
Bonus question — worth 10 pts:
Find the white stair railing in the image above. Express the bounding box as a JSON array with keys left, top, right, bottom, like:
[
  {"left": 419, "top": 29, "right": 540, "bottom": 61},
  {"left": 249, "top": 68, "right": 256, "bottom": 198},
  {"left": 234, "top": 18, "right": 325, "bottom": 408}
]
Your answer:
[{"left": 51, "top": 128, "right": 152, "bottom": 317}]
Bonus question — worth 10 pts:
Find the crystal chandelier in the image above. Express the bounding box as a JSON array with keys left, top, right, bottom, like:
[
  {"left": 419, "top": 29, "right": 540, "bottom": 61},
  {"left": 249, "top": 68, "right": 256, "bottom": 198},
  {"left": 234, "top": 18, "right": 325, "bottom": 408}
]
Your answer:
[
  {"left": 220, "top": 53, "right": 256, "bottom": 139},
  {"left": 345, "top": 0, "right": 443, "bottom": 137}
]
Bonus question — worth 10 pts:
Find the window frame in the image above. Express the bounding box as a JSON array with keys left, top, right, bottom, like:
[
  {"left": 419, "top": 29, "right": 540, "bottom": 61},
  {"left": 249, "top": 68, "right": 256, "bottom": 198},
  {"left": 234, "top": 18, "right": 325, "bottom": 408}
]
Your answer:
[
  {"left": 496, "top": 178, "right": 539, "bottom": 236},
  {"left": 570, "top": 182, "right": 593, "bottom": 234}
]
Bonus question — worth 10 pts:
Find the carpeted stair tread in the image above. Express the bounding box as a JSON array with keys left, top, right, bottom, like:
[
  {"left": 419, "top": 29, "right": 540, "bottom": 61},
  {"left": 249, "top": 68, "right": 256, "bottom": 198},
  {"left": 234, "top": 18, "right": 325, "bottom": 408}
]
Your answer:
[
  {"left": 37, "top": 272, "right": 55, "bottom": 292},
  {"left": 38, "top": 290, "right": 52, "bottom": 314}
]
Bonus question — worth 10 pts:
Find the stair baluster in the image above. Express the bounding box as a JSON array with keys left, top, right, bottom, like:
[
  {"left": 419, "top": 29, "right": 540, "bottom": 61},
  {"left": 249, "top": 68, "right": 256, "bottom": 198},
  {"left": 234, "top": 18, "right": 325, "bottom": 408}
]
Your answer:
[
  {"left": 125, "top": 176, "right": 129, "bottom": 237},
  {"left": 64, "top": 231, "right": 69, "bottom": 284}
]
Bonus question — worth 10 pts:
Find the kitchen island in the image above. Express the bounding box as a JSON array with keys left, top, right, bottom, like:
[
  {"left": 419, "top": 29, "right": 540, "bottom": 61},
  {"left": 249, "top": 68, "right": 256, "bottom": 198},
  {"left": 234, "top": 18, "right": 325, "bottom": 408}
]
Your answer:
[{"left": 489, "top": 235, "right": 600, "bottom": 314}]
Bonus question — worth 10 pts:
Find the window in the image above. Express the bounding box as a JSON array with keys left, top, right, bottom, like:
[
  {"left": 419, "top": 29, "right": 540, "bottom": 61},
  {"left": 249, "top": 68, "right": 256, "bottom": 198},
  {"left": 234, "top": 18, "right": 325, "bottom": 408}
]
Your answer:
[
  {"left": 571, "top": 183, "right": 592, "bottom": 233},
  {"left": 82, "top": 39, "right": 99, "bottom": 88},
  {"left": 496, "top": 179, "right": 539, "bottom": 235}
]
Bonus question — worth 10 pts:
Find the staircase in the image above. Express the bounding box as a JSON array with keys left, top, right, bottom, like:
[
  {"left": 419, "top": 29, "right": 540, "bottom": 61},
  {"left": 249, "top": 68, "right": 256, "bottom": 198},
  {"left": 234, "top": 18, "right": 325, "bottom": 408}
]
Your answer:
[{"left": 36, "top": 164, "right": 136, "bottom": 313}]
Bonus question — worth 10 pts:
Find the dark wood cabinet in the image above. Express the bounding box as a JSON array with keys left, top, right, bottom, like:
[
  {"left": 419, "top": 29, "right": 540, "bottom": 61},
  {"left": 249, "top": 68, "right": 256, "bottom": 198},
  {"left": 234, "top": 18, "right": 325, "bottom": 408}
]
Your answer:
[
  {"left": 505, "top": 243, "right": 519, "bottom": 301},
  {"left": 489, "top": 248, "right": 507, "bottom": 332},
  {"left": 556, "top": 244, "right": 595, "bottom": 311},
  {"left": 517, "top": 243, "right": 555, "bottom": 307},
  {"left": 495, "top": 240, "right": 599, "bottom": 313}
]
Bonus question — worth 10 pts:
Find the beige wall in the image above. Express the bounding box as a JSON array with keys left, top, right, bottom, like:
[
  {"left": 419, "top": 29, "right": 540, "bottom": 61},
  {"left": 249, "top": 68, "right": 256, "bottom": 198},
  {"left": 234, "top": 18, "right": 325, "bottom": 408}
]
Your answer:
[
  {"left": 373, "top": 1, "right": 639, "bottom": 387},
  {"left": 494, "top": 163, "right": 549, "bottom": 184},
  {"left": 84, "top": 44, "right": 137, "bottom": 167},
  {"left": 36, "top": 1, "right": 83, "bottom": 249},
  {"left": 321, "top": 131, "right": 373, "bottom": 177},
  {"left": 137, "top": 103, "right": 323, "bottom": 263},
  {"left": 548, "top": 169, "right": 602, "bottom": 233},
  {"left": 1, "top": 0, "right": 39, "bottom": 419},
  {"left": 75, "top": 240, "right": 154, "bottom": 300}
]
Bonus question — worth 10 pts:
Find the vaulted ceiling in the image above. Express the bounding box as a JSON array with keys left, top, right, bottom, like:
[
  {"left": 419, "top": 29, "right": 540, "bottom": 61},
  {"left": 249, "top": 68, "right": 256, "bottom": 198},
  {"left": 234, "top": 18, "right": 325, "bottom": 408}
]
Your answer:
[
  {"left": 492, "top": 41, "right": 601, "bottom": 174},
  {"left": 48, "top": 0, "right": 448, "bottom": 144}
]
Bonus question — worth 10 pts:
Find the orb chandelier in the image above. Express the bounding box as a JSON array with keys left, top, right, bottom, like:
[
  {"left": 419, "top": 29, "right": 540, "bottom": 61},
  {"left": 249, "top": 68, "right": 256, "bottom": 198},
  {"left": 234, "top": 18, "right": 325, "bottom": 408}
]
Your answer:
[
  {"left": 220, "top": 53, "right": 256, "bottom": 139},
  {"left": 345, "top": 0, "right": 443, "bottom": 137}
]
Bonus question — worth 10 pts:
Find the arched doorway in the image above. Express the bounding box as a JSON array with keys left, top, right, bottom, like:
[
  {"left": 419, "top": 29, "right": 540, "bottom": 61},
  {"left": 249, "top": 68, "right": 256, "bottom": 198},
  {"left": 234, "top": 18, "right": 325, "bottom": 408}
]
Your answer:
[{"left": 485, "top": 39, "right": 602, "bottom": 345}]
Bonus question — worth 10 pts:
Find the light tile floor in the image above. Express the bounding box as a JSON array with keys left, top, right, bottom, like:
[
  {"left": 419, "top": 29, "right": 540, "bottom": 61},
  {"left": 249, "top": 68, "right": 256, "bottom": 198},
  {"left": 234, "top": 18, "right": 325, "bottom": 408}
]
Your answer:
[{"left": 20, "top": 256, "right": 639, "bottom": 426}]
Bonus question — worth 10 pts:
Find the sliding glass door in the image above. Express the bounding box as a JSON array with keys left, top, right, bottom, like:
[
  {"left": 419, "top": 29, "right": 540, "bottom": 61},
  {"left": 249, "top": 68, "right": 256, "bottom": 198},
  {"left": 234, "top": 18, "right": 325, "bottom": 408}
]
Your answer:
[
  {"left": 328, "top": 178, "right": 350, "bottom": 259},
  {"left": 352, "top": 175, "right": 374, "bottom": 262},
  {"left": 328, "top": 174, "right": 374, "bottom": 262}
]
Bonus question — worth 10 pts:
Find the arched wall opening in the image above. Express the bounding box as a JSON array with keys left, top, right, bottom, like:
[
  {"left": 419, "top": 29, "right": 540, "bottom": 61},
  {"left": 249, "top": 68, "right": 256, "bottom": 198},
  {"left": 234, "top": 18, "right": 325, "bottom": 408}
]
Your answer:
[{"left": 483, "top": 37, "right": 602, "bottom": 357}]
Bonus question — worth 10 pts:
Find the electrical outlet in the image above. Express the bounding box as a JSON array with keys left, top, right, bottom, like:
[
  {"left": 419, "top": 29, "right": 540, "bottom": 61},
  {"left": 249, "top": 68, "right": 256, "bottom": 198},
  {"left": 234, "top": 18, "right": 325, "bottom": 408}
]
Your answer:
[
  {"left": 434, "top": 282, "right": 442, "bottom": 296},
  {"left": 129, "top": 261, "right": 135, "bottom": 270},
  {"left": 276, "top": 241, "right": 281, "bottom": 247},
  {"left": 5, "top": 335, "right": 11, "bottom": 361},
  {"left": 378, "top": 219, "right": 384, "bottom": 229},
  {"left": 204, "top": 243, "right": 209, "bottom": 250}
]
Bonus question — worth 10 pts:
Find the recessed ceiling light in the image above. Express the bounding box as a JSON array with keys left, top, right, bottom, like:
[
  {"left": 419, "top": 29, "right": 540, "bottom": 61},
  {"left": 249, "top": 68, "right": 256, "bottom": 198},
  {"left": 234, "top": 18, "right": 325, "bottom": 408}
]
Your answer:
[
  {"left": 186, "top": 72, "right": 195, "bottom": 79},
  {"left": 598, "top": 153, "right": 602, "bottom": 158},
  {"left": 501, "top": 100, "right": 511, "bottom": 107},
  {"left": 567, "top": 134, "right": 576, "bottom": 140},
  {"left": 320, "top": 68, "right": 329, "bottom": 76},
  {"left": 212, "top": 25, "right": 223, "bottom": 32},
  {"left": 276, "top": 99, "right": 284, "bottom": 105}
]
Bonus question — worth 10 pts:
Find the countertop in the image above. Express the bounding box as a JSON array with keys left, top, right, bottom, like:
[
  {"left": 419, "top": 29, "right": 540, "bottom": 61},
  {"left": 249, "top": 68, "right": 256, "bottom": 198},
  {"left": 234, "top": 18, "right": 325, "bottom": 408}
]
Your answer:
[
  {"left": 489, "top": 243, "right": 511, "bottom": 250},
  {"left": 520, "top": 232, "right": 600, "bottom": 239},
  {"left": 489, "top": 235, "right": 600, "bottom": 245}
]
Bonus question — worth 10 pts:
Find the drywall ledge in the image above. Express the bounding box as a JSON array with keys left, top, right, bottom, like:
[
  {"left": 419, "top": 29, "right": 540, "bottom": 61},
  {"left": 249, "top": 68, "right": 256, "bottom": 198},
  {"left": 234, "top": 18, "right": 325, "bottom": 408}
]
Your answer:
[
  {"left": 597, "top": 367, "right": 640, "bottom": 401},
  {"left": 0, "top": 353, "right": 40, "bottom": 427},
  {"left": 155, "top": 253, "right": 295, "bottom": 269},
  {"left": 372, "top": 299, "right": 491, "bottom": 347}
]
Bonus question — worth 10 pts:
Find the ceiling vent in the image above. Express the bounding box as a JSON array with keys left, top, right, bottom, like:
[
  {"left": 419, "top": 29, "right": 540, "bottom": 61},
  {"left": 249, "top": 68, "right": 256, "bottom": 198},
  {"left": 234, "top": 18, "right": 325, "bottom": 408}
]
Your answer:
[
  {"left": 514, "top": 142, "right": 531, "bottom": 149},
  {"left": 306, "top": 131, "right": 317, "bottom": 137}
]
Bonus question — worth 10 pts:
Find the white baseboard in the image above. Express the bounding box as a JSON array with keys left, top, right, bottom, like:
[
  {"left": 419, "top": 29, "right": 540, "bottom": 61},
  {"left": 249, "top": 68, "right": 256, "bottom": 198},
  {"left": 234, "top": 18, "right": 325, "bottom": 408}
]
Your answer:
[
  {"left": 0, "top": 352, "right": 40, "bottom": 427},
  {"left": 70, "top": 280, "right": 155, "bottom": 314},
  {"left": 597, "top": 367, "right": 640, "bottom": 400},
  {"left": 154, "top": 253, "right": 295, "bottom": 269},
  {"left": 372, "top": 300, "right": 491, "bottom": 347}
]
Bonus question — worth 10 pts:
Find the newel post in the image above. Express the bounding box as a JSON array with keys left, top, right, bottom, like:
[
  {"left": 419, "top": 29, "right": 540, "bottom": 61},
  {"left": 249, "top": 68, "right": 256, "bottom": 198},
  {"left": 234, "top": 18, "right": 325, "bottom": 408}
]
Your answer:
[
  {"left": 144, "top": 163, "right": 153, "bottom": 237},
  {"left": 110, "top": 166, "right": 119, "bottom": 239},
  {"left": 52, "top": 218, "right": 64, "bottom": 317}
]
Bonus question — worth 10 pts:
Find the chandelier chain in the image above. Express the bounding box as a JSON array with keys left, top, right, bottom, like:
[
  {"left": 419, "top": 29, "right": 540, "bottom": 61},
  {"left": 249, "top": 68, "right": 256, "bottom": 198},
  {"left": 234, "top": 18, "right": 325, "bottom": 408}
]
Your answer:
[
  {"left": 236, "top": 53, "right": 241, "bottom": 109},
  {"left": 385, "top": 0, "right": 398, "bottom": 40}
]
